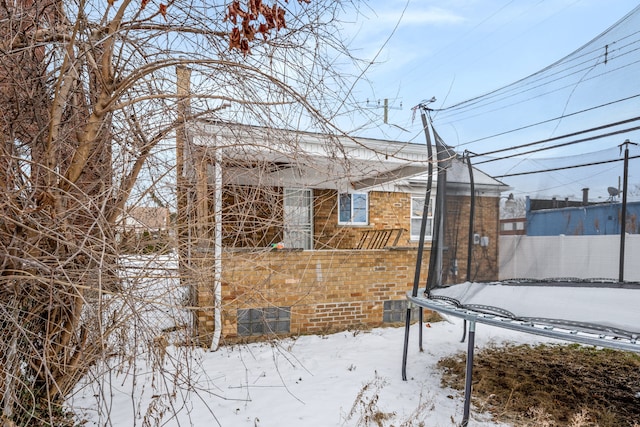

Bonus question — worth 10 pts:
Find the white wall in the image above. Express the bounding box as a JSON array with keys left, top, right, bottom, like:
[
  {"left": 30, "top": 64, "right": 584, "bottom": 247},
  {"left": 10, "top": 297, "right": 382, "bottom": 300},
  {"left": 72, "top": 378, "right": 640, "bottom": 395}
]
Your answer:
[{"left": 499, "top": 235, "right": 640, "bottom": 281}]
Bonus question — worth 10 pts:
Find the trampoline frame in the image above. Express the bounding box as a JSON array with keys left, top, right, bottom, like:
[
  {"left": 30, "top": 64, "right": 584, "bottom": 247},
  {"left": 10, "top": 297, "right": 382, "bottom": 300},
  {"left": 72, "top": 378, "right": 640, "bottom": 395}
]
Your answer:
[{"left": 403, "top": 106, "right": 640, "bottom": 426}]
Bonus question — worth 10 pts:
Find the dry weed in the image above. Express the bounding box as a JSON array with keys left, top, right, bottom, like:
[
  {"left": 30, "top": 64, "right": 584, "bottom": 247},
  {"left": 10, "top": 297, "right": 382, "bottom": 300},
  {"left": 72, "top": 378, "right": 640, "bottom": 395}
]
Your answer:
[
  {"left": 438, "top": 343, "right": 640, "bottom": 426},
  {"left": 342, "top": 374, "right": 432, "bottom": 427}
]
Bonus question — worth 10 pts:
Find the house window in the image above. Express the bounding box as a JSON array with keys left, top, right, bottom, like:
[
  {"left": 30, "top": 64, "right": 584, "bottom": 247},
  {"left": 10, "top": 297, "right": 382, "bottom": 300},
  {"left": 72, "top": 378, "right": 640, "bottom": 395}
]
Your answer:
[
  {"left": 500, "top": 221, "right": 525, "bottom": 232},
  {"left": 237, "top": 307, "right": 291, "bottom": 336},
  {"left": 410, "top": 196, "right": 434, "bottom": 240},
  {"left": 338, "top": 193, "right": 368, "bottom": 225},
  {"left": 383, "top": 300, "right": 418, "bottom": 323}
]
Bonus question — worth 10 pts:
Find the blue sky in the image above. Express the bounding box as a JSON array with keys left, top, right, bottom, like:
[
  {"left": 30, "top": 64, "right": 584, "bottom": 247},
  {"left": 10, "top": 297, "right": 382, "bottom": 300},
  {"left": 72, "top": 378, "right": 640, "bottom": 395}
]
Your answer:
[
  {"left": 340, "top": 1, "right": 640, "bottom": 200},
  {"left": 344, "top": 1, "right": 639, "bottom": 139}
]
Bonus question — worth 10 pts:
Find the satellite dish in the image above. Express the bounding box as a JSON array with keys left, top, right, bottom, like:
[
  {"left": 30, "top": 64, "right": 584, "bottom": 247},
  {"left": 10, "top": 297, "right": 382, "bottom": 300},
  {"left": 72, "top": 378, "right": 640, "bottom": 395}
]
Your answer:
[{"left": 608, "top": 187, "right": 620, "bottom": 197}]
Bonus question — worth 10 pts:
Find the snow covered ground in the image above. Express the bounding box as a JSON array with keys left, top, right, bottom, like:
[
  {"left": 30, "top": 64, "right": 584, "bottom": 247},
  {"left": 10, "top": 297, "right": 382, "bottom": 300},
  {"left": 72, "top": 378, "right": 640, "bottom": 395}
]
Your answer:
[{"left": 70, "top": 317, "right": 562, "bottom": 427}]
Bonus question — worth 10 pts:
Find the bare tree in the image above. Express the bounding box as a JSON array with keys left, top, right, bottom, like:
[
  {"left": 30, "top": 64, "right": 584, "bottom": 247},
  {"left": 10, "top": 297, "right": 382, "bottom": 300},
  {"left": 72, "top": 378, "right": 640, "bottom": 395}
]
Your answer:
[{"left": 0, "top": 0, "right": 363, "bottom": 424}]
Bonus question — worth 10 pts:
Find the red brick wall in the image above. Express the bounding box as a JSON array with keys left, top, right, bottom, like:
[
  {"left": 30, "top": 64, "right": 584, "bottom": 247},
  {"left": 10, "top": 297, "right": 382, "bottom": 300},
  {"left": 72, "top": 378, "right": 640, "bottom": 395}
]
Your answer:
[
  {"left": 314, "top": 189, "right": 415, "bottom": 249},
  {"left": 215, "top": 248, "right": 430, "bottom": 340},
  {"left": 313, "top": 189, "right": 500, "bottom": 281},
  {"left": 441, "top": 195, "right": 500, "bottom": 284},
  {"left": 191, "top": 188, "right": 500, "bottom": 344}
]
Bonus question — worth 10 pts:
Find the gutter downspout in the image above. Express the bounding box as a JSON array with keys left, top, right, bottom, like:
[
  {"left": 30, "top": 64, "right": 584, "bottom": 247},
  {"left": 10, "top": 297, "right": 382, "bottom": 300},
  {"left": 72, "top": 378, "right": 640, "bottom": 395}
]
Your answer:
[{"left": 210, "top": 141, "right": 223, "bottom": 351}]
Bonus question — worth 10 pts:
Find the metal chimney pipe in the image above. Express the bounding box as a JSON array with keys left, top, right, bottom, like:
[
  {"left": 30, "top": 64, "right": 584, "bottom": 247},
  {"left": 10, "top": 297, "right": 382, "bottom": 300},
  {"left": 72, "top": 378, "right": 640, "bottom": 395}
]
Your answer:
[{"left": 582, "top": 188, "right": 589, "bottom": 205}]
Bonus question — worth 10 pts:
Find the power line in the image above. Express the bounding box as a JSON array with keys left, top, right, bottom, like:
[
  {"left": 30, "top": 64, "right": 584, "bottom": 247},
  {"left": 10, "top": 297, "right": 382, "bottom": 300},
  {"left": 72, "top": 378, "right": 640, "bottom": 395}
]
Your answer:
[
  {"left": 493, "top": 154, "right": 640, "bottom": 178},
  {"left": 427, "top": 24, "right": 640, "bottom": 141},
  {"left": 419, "top": 5, "right": 640, "bottom": 186},
  {"left": 436, "top": 53, "right": 640, "bottom": 128},
  {"left": 471, "top": 115, "right": 640, "bottom": 160},
  {"left": 434, "top": 24, "right": 640, "bottom": 120},
  {"left": 476, "top": 124, "right": 640, "bottom": 164}
]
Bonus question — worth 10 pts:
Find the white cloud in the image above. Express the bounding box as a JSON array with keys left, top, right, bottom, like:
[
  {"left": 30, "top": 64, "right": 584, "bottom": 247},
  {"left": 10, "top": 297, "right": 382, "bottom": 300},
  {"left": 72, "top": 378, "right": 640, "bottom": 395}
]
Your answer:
[{"left": 373, "top": 5, "right": 465, "bottom": 27}]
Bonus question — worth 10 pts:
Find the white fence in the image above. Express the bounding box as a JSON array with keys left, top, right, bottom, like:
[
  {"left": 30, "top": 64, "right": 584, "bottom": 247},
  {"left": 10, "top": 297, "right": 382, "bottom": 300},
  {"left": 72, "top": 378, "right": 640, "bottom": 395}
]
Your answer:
[
  {"left": 499, "top": 234, "right": 640, "bottom": 281},
  {"left": 118, "top": 254, "right": 190, "bottom": 339}
]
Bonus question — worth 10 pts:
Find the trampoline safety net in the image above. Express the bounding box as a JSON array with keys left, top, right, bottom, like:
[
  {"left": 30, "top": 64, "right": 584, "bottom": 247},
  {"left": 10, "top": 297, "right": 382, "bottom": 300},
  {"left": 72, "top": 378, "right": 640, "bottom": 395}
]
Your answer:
[{"left": 404, "top": 3, "right": 640, "bottom": 352}]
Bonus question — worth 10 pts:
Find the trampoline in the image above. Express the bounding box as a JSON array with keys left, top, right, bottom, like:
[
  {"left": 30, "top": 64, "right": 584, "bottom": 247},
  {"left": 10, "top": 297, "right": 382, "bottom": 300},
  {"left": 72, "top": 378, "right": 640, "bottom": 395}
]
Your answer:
[
  {"left": 411, "top": 280, "right": 640, "bottom": 352},
  {"left": 401, "top": 102, "right": 640, "bottom": 426},
  {"left": 405, "top": 279, "right": 640, "bottom": 426}
]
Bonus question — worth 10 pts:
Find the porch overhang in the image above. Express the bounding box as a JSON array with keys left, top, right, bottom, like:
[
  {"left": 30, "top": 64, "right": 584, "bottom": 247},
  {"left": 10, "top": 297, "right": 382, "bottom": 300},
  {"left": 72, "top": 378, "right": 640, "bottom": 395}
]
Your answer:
[
  {"left": 189, "top": 121, "right": 431, "bottom": 191},
  {"left": 350, "top": 165, "right": 430, "bottom": 191}
]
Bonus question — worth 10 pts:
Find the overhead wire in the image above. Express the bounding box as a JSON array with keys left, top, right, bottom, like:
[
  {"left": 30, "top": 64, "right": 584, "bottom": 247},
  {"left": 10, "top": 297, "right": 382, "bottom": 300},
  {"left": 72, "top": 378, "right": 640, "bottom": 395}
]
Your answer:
[
  {"left": 493, "top": 154, "right": 640, "bottom": 178},
  {"left": 436, "top": 41, "right": 605, "bottom": 117},
  {"left": 422, "top": 5, "right": 640, "bottom": 183},
  {"left": 487, "top": 125, "right": 640, "bottom": 161},
  {"left": 436, "top": 42, "right": 640, "bottom": 127},
  {"left": 471, "top": 115, "right": 640, "bottom": 160},
  {"left": 436, "top": 34, "right": 640, "bottom": 119},
  {"left": 434, "top": 6, "right": 640, "bottom": 120},
  {"left": 428, "top": 12, "right": 640, "bottom": 164},
  {"left": 458, "top": 94, "right": 640, "bottom": 147},
  {"left": 417, "top": 1, "right": 599, "bottom": 125}
]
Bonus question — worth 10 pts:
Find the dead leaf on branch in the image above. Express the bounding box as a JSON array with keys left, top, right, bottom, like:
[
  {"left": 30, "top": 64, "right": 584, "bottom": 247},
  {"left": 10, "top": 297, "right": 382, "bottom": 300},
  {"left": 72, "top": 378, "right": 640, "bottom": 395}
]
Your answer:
[
  {"left": 229, "top": 27, "right": 242, "bottom": 51},
  {"left": 224, "top": 1, "right": 248, "bottom": 25},
  {"left": 225, "top": 0, "right": 310, "bottom": 55},
  {"left": 242, "top": 19, "right": 256, "bottom": 41},
  {"left": 257, "top": 23, "right": 269, "bottom": 40},
  {"left": 248, "top": 0, "right": 263, "bottom": 15}
]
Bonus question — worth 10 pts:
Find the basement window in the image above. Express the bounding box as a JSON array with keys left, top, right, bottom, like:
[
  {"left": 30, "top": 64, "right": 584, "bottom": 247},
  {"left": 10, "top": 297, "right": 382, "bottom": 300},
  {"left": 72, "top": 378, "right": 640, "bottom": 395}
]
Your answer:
[
  {"left": 237, "top": 306, "right": 291, "bottom": 336},
  {"left": 383, "top": 300, "right": 418, "bottom": 323}
]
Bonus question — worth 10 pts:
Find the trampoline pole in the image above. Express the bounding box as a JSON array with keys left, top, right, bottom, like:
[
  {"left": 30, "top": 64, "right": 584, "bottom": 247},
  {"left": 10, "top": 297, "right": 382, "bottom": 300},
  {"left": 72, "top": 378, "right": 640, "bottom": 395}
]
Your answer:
[
  {"left": 402, "top": 104, "right": 436, "bottom": 381},
  {"left": 401, "top": 307, "right": 412, "bottom": 381},
  {"left": 418, "top": 308, "right": 424, "bottom": 351},
  {"left": 462, "top": 320, "right": 476, "bottom": 426},
  {"left": 465, "top": 152, "right": 475, "bottom": 284},
  {"left": 460, "top": 152, "right": 474, "bottom": 345}
]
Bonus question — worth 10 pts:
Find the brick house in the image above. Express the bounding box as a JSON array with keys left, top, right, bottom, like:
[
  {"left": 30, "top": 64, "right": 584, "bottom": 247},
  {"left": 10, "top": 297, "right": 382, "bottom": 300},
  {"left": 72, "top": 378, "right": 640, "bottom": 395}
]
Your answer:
[
  {"left": 180, "top": 121, "right": 508, "bottom": 345},
  {"left": 121, "top": 206, "right": 171, "bottom": 233},
  {"left": 117, "top": 206, "right": 172, "bottom": 253}
]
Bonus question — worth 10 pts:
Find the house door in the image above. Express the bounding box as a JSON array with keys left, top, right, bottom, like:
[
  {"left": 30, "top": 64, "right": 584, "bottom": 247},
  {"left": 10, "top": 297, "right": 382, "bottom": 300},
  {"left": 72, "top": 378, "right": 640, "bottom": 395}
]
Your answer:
[{"left": 283, "top": 188, "right": 313, "bottom": 250}]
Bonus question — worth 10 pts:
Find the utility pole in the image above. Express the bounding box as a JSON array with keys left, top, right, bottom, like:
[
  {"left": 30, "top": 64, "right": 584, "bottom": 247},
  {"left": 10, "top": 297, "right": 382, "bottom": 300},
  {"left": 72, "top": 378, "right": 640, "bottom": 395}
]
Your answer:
[
  {"left": 176, "top": 66, "right": 191, "bottom": 247},
  {"left": 618, "top": 139, "right": 638, "bottom": 282},
  {"left": 366, "top": 98, "right": 402, "bottom": 123}
]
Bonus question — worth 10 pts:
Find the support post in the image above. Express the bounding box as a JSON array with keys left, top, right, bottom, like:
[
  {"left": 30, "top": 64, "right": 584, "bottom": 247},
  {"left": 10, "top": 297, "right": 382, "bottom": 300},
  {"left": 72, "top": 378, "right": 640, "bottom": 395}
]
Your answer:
[
  {"left": 465, "top": 152, "right": 475, "bottom": 283},
  {"left": 401, "top": 303, "right": 412, "bottom": 381},
  {"left": 418, "top": 308, "right": 424, "bottom": 352},
  {"left": 402, "top": 102, "right": 435, "bottom": 381},
  {"left": 462, "top": 320, "right": 476, "bottom": 426},
  {"left": 460, "top": 152, "right": 475, "bottom": 344},
  {"left": 618, "top": 139, "right": 637, "bottom": 282},
  {"left": 210, "top": 144, "right": 223, "bottom": 351}
]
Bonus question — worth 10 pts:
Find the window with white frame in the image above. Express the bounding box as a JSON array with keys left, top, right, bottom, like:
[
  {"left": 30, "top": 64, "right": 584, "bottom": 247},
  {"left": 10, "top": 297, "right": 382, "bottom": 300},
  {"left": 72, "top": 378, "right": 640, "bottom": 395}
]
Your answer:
[
  {"left": 338, "top": 193, "right": 368, "bottom": 225},
  {"left": 410, "top": 196, "right": 434, "bottom": 240}
]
